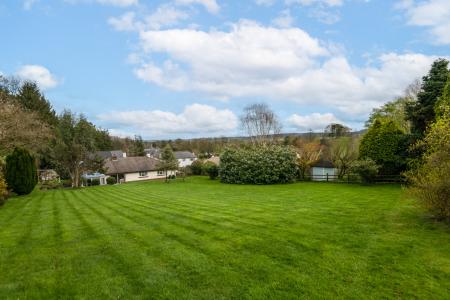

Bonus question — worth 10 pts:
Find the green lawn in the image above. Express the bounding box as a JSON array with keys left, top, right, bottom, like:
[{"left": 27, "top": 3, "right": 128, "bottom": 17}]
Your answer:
[{"left": 0, "top": 177, "right": 449, "bottom": 299}]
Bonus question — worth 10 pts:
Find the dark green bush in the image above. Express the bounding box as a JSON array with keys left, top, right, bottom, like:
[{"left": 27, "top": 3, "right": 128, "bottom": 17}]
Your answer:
[
  {"left": 181, "top": 166, "right": 192, "bottom": 176},
  {"left": 39, "top": 180, "right": 62, "bottom": 190},
  {"left": 106, "top": 177, "right": 116, "bottom": 185},
  {"left": 91, "top": 178, "right": 100, "bottom": 186},
  {"left": 61, "top": 179, "right": 72, "bottom": 188},
  {"left": 5, "top": 148, "right": 38, "bottom": 195},
  {"left": 203, "top": 161, "right": 219, "bottom": 180},
  {"left": 190, "top": 160, "right": 204, "bottom": 175},
  {"left": 351, "top": 159, "right": 379, "bottom": 184},
  {"left": 359, "top": 120, "right": 410, "bottom": 175},
  {"left": 220, "top": 146, "right": 297, "bottom": 184}
]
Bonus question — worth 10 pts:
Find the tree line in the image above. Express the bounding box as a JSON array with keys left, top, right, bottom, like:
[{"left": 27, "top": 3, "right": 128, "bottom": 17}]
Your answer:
[
  {"left": 0, "top": 77, "right": 114, "bottom": 196},
  {"left": 1, "top": 58, "right": 449, "bottom": 219}
]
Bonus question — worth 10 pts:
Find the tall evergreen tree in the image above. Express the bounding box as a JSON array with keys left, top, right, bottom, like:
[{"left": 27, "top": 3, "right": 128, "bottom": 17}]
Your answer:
[
  {"left": 359, "top": 120, "right": 410, "bottom": 175},
  {"left": 406, "top": 59, "right": 449, "bottom": 137},
  {"left": 158, "top": 144, "right": 178, "bottom": 182},
  {"left": 435, "top": 74, "right": 450, "bottom": 119},
  {"left": 94, "top": 129, "right": 113, "bottom": 151},
  {"left": 17, "top": 81, "right": 58, "bottom": 126},
  {"left": 5, "top": 148, "right": 38, "bottom": 195},
  {"left": 131, "top": 135, "right": 145, "bottom": 156}
]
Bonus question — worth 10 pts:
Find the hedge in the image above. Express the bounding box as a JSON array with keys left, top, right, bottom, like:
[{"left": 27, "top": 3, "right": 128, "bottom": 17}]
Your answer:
[
  {"left": 203, "top": 161, "right": 219, "bottom": 179},
  {"left": 220, "top": 146, "right": 297, "bottom": 184}
]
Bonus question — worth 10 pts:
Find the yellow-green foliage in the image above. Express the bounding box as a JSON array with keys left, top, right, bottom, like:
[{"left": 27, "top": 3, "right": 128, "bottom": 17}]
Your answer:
[
  {"left": 435, "top": 74, "right": 450, "bottom": 119},
  {"left": 0, "top": 173, "right": 8, "bottom": 205},
  {"left": 408, "top": 106, "right": 450, "bottom": 220}
]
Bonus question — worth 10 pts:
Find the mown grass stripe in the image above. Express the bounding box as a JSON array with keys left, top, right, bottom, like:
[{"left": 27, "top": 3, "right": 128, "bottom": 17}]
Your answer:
[
  {"left": 78, "top": 187, "right": 322, "bottom": 274},
  {"left": 62, "top": 189, "right": 151, "bottom": 298},
  {"left": 96, "top": 185, "right": 286, "bottom": 233},
  {"left": 70, "top": 188, "right": 230, "bottom": 297},
  {"left": 74, "top": 188, "right": 303, "bottom": 297},
  {"left": 50, "top": 190, "right": 78, "bottom": 299},
  {"left": 1, "top": 177, "right": 447, "bottom": 299},
  {"left": 88, "top": 186, "right": 324, "bottom": 255},
  {"left": 0, "top": 192, "right": 46, "bottom": 236}
]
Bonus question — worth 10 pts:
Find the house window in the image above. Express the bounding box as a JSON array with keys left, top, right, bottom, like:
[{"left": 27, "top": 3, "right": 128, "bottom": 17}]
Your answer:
[
  {"left": 139, "top": 171, "right": 148, "bottom": 177},
  {"left": 157, "top": 170, "right": 164, "bottom": 176}
]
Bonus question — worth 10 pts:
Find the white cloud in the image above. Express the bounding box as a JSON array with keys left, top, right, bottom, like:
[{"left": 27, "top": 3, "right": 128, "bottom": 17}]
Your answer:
[
  {"left": 288, "top": 112, "right": 342, "bottom": 131},
  {"left": 98, "top": 103, "right": 238, "bottom": 137},
  {"left": 145, "top": 5, "right": 189, "bottom": 30},
  {"left": 398, "top": 0, "right": 450, "bottom": 45},
  {"left": 175, "top": 0, "right": 220, "bottom": 14},
  {"left": 255, "top": 0, "right": 276, "bottom": 6},
  {"left": 96, "top": 0, "right": 138, "bottom": 6},
  {"left": 109, "top": 5, "right": 189, "bottom": 32},
  {"left": 108, "top": 12, "right": 139, "bottom": 31},
  {"left": 272, "top": 9, "right": 294, "bottom": 28},
  {"left": 132, "top": 21, "right": 436, "bottom": 116},
  {"left": 286, "top": 0, "right": 343, "bottom": 23},
  {"left": 16, "top": 65, "right": 59, "bottom": 90},
  {"left": 65, "top": 0, "right": 138, "bottom": 6},
  {"left": 309, "top": 7, "right": 340, "bottom": 24},
  {"left": 23, "top": 0, "right": 38, "bottom": 10},
  {"left": 286, "top": 0, "right": 344, "bottom": 7}
]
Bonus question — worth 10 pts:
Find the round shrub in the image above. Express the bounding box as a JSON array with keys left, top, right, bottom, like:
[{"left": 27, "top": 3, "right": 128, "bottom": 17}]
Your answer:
[
  {"left": 351, "top": 159, "right": 379, "bottom": 184},
  {"left": 39, "top": 179, "right": 62, "bottom": 191},
  {"left": 220, "top": 146, "right": 298, "bottom": 184},
  {"left": 190, "top": 160, "right": 204, "bottom": 175},
  {"left": 359, "top": 120, "right": 409, "bottom": 175},
  {"left": 106, "top": 177, "right": 116, "bottom": 185},
  {"left": 5, "top": 148, "right": 38, "bottom": 195},
  {"left": 91, "top": 178, "right": 100, "bottom": 186},
  {"left": 203, "top": 161, "right": 219, "bottom": 180}
]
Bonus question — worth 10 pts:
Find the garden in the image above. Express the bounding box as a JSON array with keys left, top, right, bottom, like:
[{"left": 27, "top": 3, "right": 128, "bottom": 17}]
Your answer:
[{"left": 0, "top": 177, "right": 449, "bottom": 299}]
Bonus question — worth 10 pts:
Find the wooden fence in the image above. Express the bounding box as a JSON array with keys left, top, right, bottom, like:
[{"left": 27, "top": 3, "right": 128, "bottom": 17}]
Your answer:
[{"left": 301, "top": 174, "right": 406, "bottom": 183}]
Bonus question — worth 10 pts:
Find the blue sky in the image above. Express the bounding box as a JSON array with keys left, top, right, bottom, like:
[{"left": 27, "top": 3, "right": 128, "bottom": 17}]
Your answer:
[{"left": 1, "top": 0, "right": 449, "bottom": 139}]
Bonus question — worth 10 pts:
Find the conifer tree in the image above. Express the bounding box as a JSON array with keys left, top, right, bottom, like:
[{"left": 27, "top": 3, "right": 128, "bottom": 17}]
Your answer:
[
  {"left": 158, "top": 145, "right": 178, "bottom": 182},
  {"left": 406, "top": 59, "right": 449, "bottom": 137},
  {"left": 5, "top": 148, "right": 38, "bottom": 195}
]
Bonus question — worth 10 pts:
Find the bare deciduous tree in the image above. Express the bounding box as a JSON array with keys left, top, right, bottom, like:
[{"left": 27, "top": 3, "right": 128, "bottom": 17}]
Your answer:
[
  {"left": 295, "top": 140, "right": 322, "bottom": 179},
  {"left": 329, "top": 137, "right": 359, "bottom": 178},
  {"left": 0, "top": 94, "right": 53, "bottom": 157},
  {"left": 240, "top": 103, "right": 281, "bottom": 146},
  {"left": 405, "top": 78, "right": 422, "bottom": 101}
]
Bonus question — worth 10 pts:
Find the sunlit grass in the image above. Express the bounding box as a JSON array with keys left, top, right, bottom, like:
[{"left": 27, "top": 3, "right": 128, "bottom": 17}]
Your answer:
[{"left": 0, "top": 177, "right": 449, "bottom": 299}]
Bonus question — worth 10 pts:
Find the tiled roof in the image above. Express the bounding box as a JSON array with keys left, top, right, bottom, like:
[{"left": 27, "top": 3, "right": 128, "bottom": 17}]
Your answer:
[
  {"left": 175, "top": 151, "right": 196, "bottom": 159},
  {"left": 104, "top": 156, "right": 161, "bottom": 175}
]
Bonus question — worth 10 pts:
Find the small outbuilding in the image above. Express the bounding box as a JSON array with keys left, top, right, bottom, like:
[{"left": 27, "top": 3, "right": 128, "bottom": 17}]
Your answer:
[
  {"left": 310, "top": 159, "right": 337, "bottom": 181},
  {"left": 175, "top": 151, "right": 197, "bottom": 167},
  {"left": 81, "top": 172, "right": 108, "bottom": 186}
]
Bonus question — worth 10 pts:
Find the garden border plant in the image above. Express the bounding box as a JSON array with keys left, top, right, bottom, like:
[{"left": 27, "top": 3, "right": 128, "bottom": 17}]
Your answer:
[{"left": 220, "top": 145, "right": 298, "bottom": 184}]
